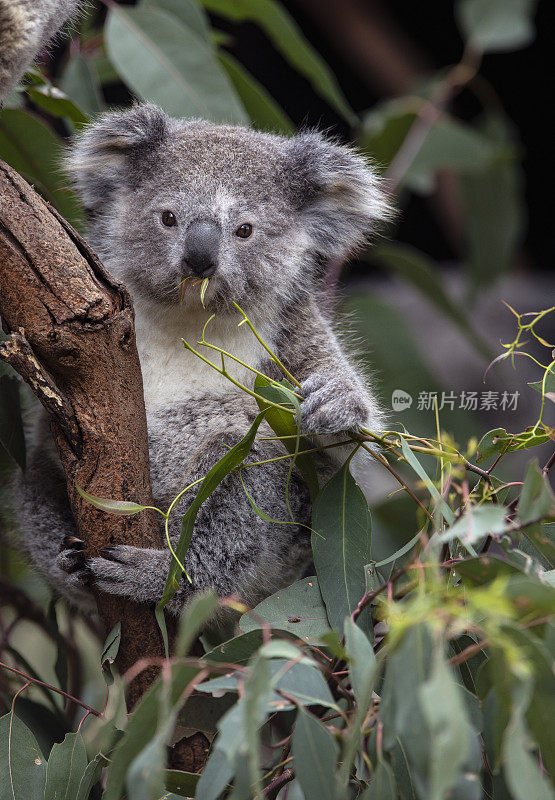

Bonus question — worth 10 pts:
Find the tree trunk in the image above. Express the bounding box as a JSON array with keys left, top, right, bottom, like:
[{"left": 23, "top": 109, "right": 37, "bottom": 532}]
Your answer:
[
  {"left": 0, "top": 161, "right": 210, "bottom": 769},
  {"left": 0, "top": 159, "right": 165, "bottom": 706}
]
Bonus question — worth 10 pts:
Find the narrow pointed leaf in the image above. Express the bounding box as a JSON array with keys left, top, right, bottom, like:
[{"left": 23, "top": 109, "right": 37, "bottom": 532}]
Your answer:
[{"left": 312, "top": 460, "right": 372, "bottom": 631}]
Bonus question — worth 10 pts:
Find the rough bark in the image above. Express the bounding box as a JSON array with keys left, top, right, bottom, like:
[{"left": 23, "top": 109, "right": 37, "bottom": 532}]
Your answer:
[
  {"left": 0, "top": 164, "right": 212, "bottom": 778},
  {"left": 0, "top": 159, "right": 164, "bottom": 706}
]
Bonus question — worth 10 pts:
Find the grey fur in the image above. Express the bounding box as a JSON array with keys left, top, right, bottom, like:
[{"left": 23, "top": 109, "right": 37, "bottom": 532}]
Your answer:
[
  {"left": 14, "top": 104, "right": 391, "bottom": 617},
  {"left": 0, "top": 0, "right": 82, "bottom": 101}
]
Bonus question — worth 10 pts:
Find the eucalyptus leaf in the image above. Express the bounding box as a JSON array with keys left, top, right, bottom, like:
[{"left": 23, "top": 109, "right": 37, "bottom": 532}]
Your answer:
[
  {"left": 105, "top": 5, "right": 247, "bottom": 123},
  {"left": 60, "top": 54, "right": 104, "bottom": 116},
  {"left": 0, "top": 109, "right": 82, "bottom": 228},
  {"left": 312, "top": 459, "right": 372, "bottom": 632},
  {"left": 439, "top": 504, "right": 509, "bottom": 546},
  {"left": 143, "top": 0, "right": 212, "bottom": 41},
  {"left": 456, "top": 0, "right": 539, "bottom": 53},
  {"left": 176, "top": 590, "right": 218, "bottom": 656},
  {"left": 218, "top": 52, "right": 294, "bottom": 134},
  {"left": 292, "top": 708, "right": 339, "bottom": 800},
  {"left": 0, "top": 713, "right": 47, "bottom": 800},
  {"left": 76, "top": 484, "right": 152, "bottom": 516},
  {"left": 199, "top": 0, "right": 355, "bottom": 124},
  {"left": 517, "top": 459, "right": 555, "bottom": 526},
  {"left": 419, "top": 650, "right": 472, "bottom": 800},
  {"left": 100, "top": 622, "right": 121, "bottom": 685},
  {"left": 26, "top": 85, "right": 88, "bottom": 126},
  {"left": 239, "top": 576, "right": 330, "bottom": 641},
  {"left": 44, "top": 733, "right": 88, "bottom": 800}
]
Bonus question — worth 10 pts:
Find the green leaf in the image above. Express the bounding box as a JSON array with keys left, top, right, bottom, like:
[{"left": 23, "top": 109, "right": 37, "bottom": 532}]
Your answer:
[
  {"left": 0, "top": 109, "right": 82, "bottom": 228},
  {"left": 105, "top": 5, "right": 247, "bottom": 123},
  {"left": 60, "top": 54, "right": 105, "bottom": 117},
  {"left": 165, "top": 769, "right": 201, "bottom": 797},
  {"left": 529, "top": 365, "right": 555, "bottom": 401},
  {"left": 26, "top": 85, "right": 88, "bottom": 127},
  {"left": 239, "top": 576, "right": 330, "bottom": 642},
  {"left": 0, "top": 713, "right": 46, "bottom": 800},
  {"left": 476, "top": 427, "right": 550, "bottom": 461},
  {"left": 103, "top": 664, "right": 199, "bottom": 800},
  {"left": 379, "top": 625, "right": 434, "bottom": 783},
  {"left": 344, "top": 617, "right": 377, "bottom": 710},
  {"left": 292, "top": 708, "right": 339, "bottom": 800},
  {"left": 399, "top": 436, "right": 455, "bottom": 526},
  {"left": 459, "top": 113, "right": 525, "bottom": 289},
  {"left": 419, "top": 649, "right": 472, "bottom": 800},
  {"left": 176, "top": 590, "right": 218, "bottom": 656},
  {"left": 503, "top": 680, "right": 555, "bottom": 800},
  {"left": 456, "top": 0, "right": 539, "bottom": 53},
  {"left": 254, "top": 376, "right": 319, "bottom": 502},
  {"left": 267, "top": 660, "right": 338, "bottom": 711},
  {"left": 360, "top": 100, "right": 500, "bottom": 193},
  {"left": 100, "top": 622, "right": 121, "bottom": 685},
  {"left": 0, "top": 376, "right": 26, "bottom": 469},
  {"left": 218, "top": 51, "right": 294, "bottom": 134},
  {"left": 143, "top": 0, "right": 212, "bottom": 41},
  {"left": 157, "top": 411, "right": 269, "bottom": 640},
  {"left": 439, "top": 504, "right": 509, "bottom": 547},
  {"left": 522, "top": 523, "right": 554, "bottom": 569},
  {"left": 203, "top": 630, "right": 265, "bottom": 666},
  {"left": 197, "top": 659, "right": 339, "bottom": 712},
  {"left": 372, "top": 243, "right": 491, "bottom": 359},
  {"left": 11, "top": 698, "right": 68, "bottom": 760},
  {"left": 517, "top": 459, "right": 555, "bottom": 526},
  {"left": 455, "top": 554, "right": 525, "bottom": 585},
  {"left": 311, "top": 459, "right": 372, "bottom": 632},
  {"left": 75, "top": 484, "right": 151, "bottom": 516},
  {"left": 76, "top": 753, "right": 109, "bottom": 800},
  {"left": 44, "top": 733, "right": 88, "bottom": 800},
  {"left": 199, "top": 0, "right": 356, "bottom": 124},
  {"left": 362, "top": 759, "right": 397, "bottom": 799}
]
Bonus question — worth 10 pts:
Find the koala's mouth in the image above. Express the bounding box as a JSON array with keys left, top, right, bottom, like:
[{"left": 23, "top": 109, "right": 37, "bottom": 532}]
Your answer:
[{"left": 178, "top": 276, "right": 210, "bottom": 308}]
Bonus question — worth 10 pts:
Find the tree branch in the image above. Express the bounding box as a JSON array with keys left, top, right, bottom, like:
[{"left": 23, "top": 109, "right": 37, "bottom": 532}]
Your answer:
[{"left": 0, "top": 160, "right": 164, "bottom": 706}]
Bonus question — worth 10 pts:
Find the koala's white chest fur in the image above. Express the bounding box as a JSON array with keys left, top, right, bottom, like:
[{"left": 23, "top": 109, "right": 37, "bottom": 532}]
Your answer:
[{"left": 133, "top": 299, "right": 269, "bottom": 410}]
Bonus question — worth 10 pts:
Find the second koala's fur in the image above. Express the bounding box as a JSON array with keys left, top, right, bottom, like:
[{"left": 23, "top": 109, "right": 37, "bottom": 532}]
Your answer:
[
  {"left": 16, "top": 104, "right": 390, "bottom": 616},
  {"left": 0, "top": 0, "right": 82, "bottom": 100}
]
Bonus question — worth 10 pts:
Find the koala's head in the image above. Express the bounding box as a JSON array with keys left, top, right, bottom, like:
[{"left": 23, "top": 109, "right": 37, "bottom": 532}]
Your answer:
[{"left": 67, "top": 104, "right": 391, "bottom": 312}]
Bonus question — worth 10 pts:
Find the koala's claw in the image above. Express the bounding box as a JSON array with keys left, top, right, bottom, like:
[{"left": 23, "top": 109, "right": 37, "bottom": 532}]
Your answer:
[
  {"left": 99, "top": 546, "right": 126, "bottom": 564},
  {"left": 300, "top": 373, "right": 370, "bottom": 435},
  {"left": 57, "top": 541, "right": 93, "bottom": 587}
]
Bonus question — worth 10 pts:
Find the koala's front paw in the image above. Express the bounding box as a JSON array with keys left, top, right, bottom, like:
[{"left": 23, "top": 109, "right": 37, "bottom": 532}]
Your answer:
[
  {"left": 58, "top": 540, "right": 177, "bottom": 607},
  {"left": 88, "top": 545, "right": 172, "bottom": 605},
  {"left": 300, "top": 373, "right": 371, "bottom": 435}
]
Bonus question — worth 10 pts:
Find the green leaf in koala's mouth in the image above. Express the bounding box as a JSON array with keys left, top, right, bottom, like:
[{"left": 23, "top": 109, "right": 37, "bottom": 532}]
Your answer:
[{"left": 200, "top": 277, "right": 210, "bottom": 308}]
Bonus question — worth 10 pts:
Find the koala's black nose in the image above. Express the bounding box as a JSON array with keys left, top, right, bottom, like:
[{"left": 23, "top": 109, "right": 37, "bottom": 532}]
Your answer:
[{"left": 183, "top": 219, "right": 220, "bottom": 278}]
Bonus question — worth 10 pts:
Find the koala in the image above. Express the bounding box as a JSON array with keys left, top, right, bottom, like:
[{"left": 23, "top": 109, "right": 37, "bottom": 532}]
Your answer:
[
  {"left": 0, "top": 0, "right": 82, "bottom": 101},
  {"left": 15, "top": 104, "right": 390, "bottom": 617}
]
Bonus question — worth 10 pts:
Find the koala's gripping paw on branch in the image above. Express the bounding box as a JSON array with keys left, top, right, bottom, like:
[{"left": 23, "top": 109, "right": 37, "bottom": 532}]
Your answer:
[
  {"left": 300, "top": 372, "right": 373, "bottom": 434},
  {"left": 58, "top": 541, "right": 183, "bottom": 612}
]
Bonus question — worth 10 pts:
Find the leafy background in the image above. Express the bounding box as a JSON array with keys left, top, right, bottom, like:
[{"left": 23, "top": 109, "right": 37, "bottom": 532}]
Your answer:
[{"left": 0, "top": 1, "right": 554, "bottom": 799}]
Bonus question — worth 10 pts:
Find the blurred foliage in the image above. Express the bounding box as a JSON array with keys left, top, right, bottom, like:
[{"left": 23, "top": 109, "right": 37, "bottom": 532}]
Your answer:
[{"left": 1, "top": 0, "right": 553, "bottom": 798}]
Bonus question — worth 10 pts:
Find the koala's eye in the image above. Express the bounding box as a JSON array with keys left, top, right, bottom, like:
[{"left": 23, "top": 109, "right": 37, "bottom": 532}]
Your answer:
[
  {"left": 162, "top": 210, "right": 177, "bottom": 227},
  {"left": 235, "top": 223, "right": 253, "bottom": 239}
]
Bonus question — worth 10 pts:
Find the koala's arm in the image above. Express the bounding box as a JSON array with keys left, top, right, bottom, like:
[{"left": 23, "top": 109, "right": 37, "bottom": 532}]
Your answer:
[
  {"left": 0, "top": 0, "right": 81, "bottom": 101},
  {"left": 278, "top": 297, "right": 385, "bottom": 435}
]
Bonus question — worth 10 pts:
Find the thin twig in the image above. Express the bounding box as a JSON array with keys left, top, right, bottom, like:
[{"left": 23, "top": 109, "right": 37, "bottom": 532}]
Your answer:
[
  {"left": 263, "top": 768, "right": 295, "bottom": 799},
  {"left": 0, "top": 660, "right": 103, "bottom": 717}
]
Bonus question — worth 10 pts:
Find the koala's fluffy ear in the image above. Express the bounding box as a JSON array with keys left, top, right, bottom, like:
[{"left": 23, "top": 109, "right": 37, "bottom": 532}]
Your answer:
[
  {"left": 285, "top": 131, "right": 392, "bottom": 259},
  {"left": 65, "top": 104, "right": 168, "bottom": 213}
]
